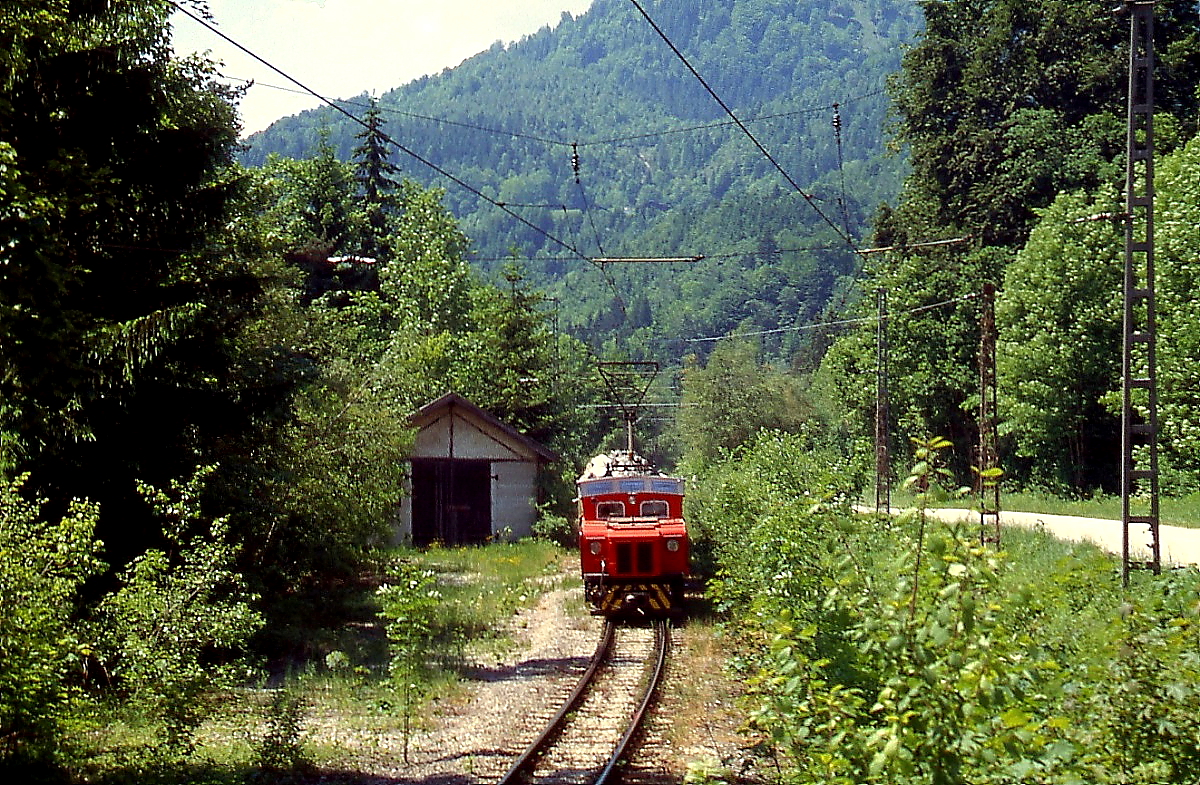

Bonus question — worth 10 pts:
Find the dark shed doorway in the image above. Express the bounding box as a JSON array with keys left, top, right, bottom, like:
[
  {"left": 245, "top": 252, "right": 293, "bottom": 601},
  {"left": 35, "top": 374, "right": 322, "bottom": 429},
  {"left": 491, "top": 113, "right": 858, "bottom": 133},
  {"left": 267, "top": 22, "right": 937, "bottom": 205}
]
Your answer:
[{"left": 411, "top": 458, "right": 492, "bottom": 546}]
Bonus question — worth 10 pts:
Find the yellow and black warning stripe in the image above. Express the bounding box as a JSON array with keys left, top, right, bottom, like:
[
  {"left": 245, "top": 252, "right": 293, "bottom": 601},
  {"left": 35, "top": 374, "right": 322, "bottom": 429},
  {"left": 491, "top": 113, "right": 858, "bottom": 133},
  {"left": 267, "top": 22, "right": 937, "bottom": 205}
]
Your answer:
[{"left": 596, "top": 582, "right": 674, "bottom": 614}]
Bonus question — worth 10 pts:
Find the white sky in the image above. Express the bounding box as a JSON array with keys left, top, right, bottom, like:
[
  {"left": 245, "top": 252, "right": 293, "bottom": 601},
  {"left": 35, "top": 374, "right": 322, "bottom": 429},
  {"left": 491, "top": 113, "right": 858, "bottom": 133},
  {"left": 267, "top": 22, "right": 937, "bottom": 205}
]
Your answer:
[{"left": 171, "top": 0, "right": 595, "bottom": 134}]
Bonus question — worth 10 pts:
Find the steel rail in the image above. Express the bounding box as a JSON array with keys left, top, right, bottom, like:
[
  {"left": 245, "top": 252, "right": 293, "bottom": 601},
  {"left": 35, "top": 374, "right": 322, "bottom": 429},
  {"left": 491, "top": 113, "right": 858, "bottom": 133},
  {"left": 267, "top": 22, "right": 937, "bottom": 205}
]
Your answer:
[
  {"left": 497, "top": 620, "right": 617, "bottom": 785},
  {"left": 594, "top": 619, "right": 671, "bottom": 785}
]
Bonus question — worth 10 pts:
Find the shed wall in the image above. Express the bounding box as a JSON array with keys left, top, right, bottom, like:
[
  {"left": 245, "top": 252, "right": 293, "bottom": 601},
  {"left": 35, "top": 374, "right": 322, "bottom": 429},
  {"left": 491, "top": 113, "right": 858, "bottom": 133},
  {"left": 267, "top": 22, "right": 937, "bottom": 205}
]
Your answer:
[{"left": 395, "top": 404, "right": 544, "bottom": 544}]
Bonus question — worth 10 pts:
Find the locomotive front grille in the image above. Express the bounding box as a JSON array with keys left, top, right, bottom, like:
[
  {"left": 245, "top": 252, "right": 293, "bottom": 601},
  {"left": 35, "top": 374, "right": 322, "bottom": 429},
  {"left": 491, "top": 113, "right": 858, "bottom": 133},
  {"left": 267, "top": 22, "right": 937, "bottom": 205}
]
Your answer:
[
  {"left": 616, "top": 542, "right": 632, "bottom": 574},
  {"left": 614, "top": 541, "right": 655, "bottom": 575},
  {"left": 637, "top": 542, "right": 654, "bottom": 573}
]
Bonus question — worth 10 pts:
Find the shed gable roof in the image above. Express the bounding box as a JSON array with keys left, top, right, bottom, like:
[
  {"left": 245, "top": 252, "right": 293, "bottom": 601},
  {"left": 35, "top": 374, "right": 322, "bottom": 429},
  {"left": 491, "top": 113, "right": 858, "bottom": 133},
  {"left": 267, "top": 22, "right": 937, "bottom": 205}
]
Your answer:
[{"left": 409, "top": 392, "right": 559, "bottom": 463}]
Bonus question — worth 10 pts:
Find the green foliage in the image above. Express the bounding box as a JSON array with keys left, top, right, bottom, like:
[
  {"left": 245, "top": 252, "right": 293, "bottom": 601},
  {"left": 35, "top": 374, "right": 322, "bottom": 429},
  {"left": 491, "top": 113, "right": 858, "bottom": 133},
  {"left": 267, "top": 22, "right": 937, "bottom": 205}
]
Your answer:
[
  {"left": 1, "top": 0, "right": 255, "bottom": 475},
  {"left": 264, "top": 135, "right": 368, "bottom": 257},
  {"left": 531, "top": 509, "right": 576, "bottom": 546},
  {"left": 678, "top": 339, "right": 814, "bottom": 467},
  {"left": 1070, "top": 579, "right": 1200, "bottom": 783},
  {"left": 889, "top": 0, "right": 1197, "bottom": 248},
  {"left": 996, "top": 189, "right": 1123, "bottom": 491},
  {"left": 241, "top": 0, "right": 924, "bottom": 364},
  {"left": 376, "top": 562, "right": 440, "bottom": 763},
  {"left": 0, "top": 476, "right": 103, "bottom": 770},
  {"left": 89, "top": 467, "right": 262, "bottom": 757},
  {"left": 687, "top": 429, "right": 863, "bottom": 613},
  {"left": 353, "top": 98, "right": 401, "bottom": 260},
  {"left": 699, "top": 440, "right": 1200, "bottom": 784},
  {"left": 253, "top": 691, "right": 311, "bottom": 773},
  {"left": 1147, "top": 134, "right": 1200, "bottom": 492},
  {"left": 822, "top": 0, "right": 1200, "bottom": 472},
  {"left": 997, "top": 134, "right": 1200, "bottom": 494}
]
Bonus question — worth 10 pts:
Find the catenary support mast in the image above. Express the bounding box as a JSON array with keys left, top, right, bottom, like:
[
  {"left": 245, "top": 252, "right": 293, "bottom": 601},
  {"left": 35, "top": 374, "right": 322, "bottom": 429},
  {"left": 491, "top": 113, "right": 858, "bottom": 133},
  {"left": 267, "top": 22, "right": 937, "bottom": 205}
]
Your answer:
[
  {"left": 977, "top": 283, "right": 1001, "bottom": 546},
  {"left": 874, "top": 288, "right": 890, "bottom": 517},
  {"left": 1121, "top": 1, "right": 1161, "bottom": 584}
]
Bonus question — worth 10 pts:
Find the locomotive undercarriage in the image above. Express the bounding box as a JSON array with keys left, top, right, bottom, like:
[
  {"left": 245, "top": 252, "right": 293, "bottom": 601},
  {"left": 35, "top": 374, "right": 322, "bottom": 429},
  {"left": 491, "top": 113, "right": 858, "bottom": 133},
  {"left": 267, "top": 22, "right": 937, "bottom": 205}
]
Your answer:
[{"left": 584, "top": 574, "right": 684, "bottom": 617}]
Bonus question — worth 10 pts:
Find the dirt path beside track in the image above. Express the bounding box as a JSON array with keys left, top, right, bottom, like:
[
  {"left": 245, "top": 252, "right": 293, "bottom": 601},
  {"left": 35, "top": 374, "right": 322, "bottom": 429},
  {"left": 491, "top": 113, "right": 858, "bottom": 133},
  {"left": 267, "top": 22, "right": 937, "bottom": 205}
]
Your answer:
[{"left": 917, "top": 508, "right": 1200, "bottom": 566}]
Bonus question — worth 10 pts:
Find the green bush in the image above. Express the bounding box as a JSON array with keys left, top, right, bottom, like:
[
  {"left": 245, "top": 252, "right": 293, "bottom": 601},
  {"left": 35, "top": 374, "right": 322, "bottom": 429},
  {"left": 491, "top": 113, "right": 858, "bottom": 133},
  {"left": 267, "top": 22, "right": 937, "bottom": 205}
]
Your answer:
[
  {"left": 531, "top": 510, "right": 575, "bottom": 546},
  {"left": 698, "top": 437, "right": 1200, "bottom": 784},
  {"left": 86, "top": 469, "right": 263, "bottom": 759},
  {"left": 0, "top": 476, "right": 103, "bottom": 771},
  {"left": 253, "top": 691, "right": 310, "bottom": 773},
  {"left": 377, "top": 561, "right": 441, "bottom": 763}
]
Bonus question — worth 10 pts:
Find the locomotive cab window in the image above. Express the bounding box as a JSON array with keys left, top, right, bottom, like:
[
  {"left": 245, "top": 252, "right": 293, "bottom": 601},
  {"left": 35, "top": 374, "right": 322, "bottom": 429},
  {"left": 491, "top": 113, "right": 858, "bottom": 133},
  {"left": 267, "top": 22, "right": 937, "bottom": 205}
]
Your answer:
[
  {"left": 640, "top": 500, "right": 669, "bottom": 518},
  {"left": 596, "top": 501, "right": 625, "bottom": 519}
]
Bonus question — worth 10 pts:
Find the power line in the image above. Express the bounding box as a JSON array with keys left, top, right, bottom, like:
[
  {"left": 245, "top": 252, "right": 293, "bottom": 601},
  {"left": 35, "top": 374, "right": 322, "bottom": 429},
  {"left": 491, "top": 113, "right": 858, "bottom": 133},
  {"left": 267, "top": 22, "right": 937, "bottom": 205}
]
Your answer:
[
  {"left": 627, "top": 0, "right": 863, "bottom": 258},
  {"left": 221, "top": 73, "right": 889, "bottom": 151},
  {"left": 685, "top": 293, "right": 981, "bottom": 344},
  {"left": 177, "top": 0, "right": 922, "bottom": 351},
  {"left": 858, "top": 235, "right": 973, "bottom": 254},
  {"left": 469, "top": 242, "right": 856, "bottom": 265},
  {"left": 577, "top": 94, "right": 888, "bottom": 147},
  {"left": 171, "top": 1, "right": 658, "bottom": 343},
  {"left": 170, "top": 1, "right": 596, "bottom": 269}
]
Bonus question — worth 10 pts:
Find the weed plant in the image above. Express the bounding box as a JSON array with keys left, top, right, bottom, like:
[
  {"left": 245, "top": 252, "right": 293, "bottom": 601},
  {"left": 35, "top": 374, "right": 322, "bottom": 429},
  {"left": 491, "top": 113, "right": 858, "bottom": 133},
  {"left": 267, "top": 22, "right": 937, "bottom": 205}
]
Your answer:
[
  {"left": 46, "top": 540, "right": 568, "bottom": 784},
  {"left": 695, "top": 430, "right": 1200, "bottom": 785}
]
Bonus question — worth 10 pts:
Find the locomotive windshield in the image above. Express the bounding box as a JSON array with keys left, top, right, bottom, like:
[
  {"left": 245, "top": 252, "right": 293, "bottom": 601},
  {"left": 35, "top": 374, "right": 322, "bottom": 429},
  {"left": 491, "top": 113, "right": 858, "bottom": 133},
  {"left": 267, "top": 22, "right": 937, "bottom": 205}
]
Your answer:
[
  {"left": 640, "top": 500, "right": 669, "bottom": 518},
  {"left": 596, "top": 501, "right": 625, "bottom": 519}
]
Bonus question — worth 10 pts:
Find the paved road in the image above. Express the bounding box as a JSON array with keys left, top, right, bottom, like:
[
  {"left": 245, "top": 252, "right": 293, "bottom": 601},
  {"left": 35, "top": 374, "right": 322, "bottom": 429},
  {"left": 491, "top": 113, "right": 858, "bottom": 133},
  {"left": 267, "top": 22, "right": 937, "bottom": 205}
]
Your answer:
[{"left": 918, "top": 508, "right": 1200, "bottom": 567}]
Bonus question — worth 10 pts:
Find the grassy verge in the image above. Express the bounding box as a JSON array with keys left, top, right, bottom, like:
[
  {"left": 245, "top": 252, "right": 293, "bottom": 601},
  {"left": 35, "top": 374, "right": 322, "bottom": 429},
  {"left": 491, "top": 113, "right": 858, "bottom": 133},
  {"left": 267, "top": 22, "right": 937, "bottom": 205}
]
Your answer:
[
  {"left": 701, "top": 434, "right": 1200, "bottom": 783},
  {"left": 72, "top": 539, "right": 572, "bottom": 785}
]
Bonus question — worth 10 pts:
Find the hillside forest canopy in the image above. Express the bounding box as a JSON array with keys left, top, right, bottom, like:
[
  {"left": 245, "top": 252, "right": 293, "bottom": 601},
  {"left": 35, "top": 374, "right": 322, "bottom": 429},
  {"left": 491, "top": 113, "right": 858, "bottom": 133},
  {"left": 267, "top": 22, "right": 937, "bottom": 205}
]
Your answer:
[{"left": 5, "top": 0, "right": 1200, "bottom": 780}]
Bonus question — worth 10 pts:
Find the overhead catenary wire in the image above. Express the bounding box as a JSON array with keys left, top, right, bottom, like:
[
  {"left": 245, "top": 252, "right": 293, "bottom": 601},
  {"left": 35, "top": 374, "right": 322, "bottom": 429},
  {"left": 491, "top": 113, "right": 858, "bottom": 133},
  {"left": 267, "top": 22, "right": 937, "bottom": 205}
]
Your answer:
[
  {"left": 685, "top": 292, "right": 982, "bottom": 344},
  {"left": 468, "top": 238, "right": 903, "bottom": 266},
  {"left": 206, "top": 38, "right": 898, "bottom": 270},
  {"left": 169, "top": 1, "right": 598, "bottom": 271},
  {"left": 170, "top": 1, "right": 647, "bottom": 339},
  {"left": 180, "top": 2, "right": 967, "bottom": 354},
  {"left": 626, "top": 0, "right": 863, "bottom": 257},
  {"left": 221, "top": 73, "right": 888, "bottom": 151}
]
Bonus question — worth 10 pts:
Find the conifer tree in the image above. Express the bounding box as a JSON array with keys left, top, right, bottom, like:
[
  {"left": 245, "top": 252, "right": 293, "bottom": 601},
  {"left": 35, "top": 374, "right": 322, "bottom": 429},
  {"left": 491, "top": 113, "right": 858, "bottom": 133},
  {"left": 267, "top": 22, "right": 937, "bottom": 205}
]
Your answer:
[{"left": 353, "top": 98, "right": 401, "bottom": 259}]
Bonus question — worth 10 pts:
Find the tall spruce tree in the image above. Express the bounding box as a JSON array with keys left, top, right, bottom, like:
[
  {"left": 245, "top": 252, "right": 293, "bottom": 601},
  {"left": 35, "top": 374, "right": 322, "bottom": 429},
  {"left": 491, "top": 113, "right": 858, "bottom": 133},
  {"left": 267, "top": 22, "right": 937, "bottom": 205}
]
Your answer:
[{"left": 353, "top": 97, "right": 401, "bottom": 260}]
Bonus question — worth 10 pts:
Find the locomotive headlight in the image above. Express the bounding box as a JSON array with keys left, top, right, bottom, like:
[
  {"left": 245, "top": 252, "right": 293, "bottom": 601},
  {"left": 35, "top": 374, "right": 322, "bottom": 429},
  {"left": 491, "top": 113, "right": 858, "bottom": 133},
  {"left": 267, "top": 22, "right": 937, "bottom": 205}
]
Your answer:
[
  {"left": 665, "top": 538, "right": 680, "bottom": 552},
  {"left": 589, "top": 540, "right": 602, "bottom": 555}
]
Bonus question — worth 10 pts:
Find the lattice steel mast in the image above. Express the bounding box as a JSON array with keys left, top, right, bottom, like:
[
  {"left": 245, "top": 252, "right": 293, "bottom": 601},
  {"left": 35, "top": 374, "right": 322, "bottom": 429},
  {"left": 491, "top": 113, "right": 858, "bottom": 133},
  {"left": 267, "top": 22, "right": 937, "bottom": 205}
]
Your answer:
[
  {"left": 976, "top": 283, "right": 1001, "bottom": 546},
  {"left": 1121, "top": 1, "right": 1161, "bottom": 584},
  {"left": 875, "top": 288, "right": 891, "bottom": 516}
]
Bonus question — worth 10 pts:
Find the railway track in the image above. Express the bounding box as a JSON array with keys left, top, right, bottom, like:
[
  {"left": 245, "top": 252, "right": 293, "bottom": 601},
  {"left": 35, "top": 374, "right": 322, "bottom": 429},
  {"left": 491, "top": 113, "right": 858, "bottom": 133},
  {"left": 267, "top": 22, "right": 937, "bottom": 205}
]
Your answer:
[{"left": 498, "top": 619, "right": 671, "bottom": 785}]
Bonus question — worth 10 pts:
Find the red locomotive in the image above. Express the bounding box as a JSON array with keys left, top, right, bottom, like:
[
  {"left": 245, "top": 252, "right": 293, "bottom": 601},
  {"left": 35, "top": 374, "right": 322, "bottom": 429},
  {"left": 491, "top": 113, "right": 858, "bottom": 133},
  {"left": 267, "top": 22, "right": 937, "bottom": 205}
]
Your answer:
[{"left": 577, "top": 451, "right": 689, "bottom": 616}]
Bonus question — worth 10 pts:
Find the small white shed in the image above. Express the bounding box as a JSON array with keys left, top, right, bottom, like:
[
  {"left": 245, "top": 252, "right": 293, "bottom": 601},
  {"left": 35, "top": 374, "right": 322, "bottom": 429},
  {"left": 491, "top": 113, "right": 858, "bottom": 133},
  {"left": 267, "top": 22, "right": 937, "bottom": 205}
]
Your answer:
[{"left": 396, "top": 392, "right": 559, "bottom": 546}]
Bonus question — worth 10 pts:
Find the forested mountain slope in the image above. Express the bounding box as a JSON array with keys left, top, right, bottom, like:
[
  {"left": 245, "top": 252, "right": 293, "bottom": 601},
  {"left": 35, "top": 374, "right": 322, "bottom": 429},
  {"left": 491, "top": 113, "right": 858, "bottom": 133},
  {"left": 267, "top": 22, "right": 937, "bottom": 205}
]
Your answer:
[{"left": 242, "top": 0, "right": 923, "bottom": 359}]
